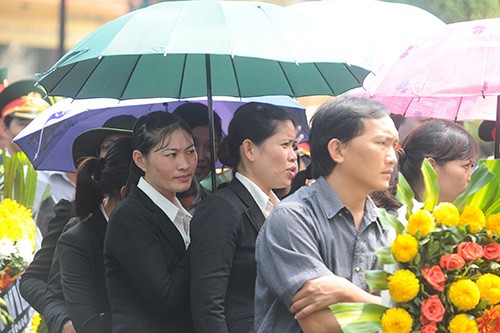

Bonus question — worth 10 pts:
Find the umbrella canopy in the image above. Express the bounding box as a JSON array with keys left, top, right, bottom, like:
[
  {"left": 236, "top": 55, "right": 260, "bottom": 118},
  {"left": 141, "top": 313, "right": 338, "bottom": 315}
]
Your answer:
[
  {"left": 361, "top": 18, "right": 500, "bottom": 157},
  {"left": 288, "top": 0, "right": 445, "bottom": 72},
  {"left": 35, "top": 0, "right": 368, "bottom": 188},
  {"left": 14, "top": 96, "right": 309, "bottom": 172},
  {"left": 36, "top": 0, "right": 368, "bottom": 100}
]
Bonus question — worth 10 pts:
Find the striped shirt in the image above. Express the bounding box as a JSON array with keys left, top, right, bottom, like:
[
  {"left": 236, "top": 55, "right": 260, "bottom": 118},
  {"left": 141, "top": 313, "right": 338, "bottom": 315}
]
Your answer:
[{"left": 254, "top": 176, "right": 388, "bottom": 333}]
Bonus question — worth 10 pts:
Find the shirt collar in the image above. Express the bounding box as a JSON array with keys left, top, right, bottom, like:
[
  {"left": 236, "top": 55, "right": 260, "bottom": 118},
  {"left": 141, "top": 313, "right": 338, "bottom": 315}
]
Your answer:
[
  {"left": 314, "top": 176, "right": 382, "bottom": 229},
  {"left": 235, "top": 172, "right": 279, "bottom": 214},
  {"left": 137, "top": 177, "right": 189, "bottom": 221}
]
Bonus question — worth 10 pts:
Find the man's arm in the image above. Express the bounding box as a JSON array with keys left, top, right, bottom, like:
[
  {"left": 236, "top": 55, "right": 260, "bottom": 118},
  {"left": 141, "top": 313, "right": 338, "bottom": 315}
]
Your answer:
[
  {"left": 291, "top": 275, "right": 381, "bottom": 319},
  {"left": 292, "top": 275, "right": 381, "bottom": 332}
]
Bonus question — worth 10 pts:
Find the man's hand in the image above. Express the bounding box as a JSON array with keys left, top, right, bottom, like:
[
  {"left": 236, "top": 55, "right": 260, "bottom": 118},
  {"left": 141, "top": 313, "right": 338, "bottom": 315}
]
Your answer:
[
  {"left": 61, "top": 320, "right": 76, "bottom": 333},
  {"left": 290, "top": 275, "right": 381, "bottom": 320},
  {"left": 290, "top": 275, "right": 350, "bottom": 320}
]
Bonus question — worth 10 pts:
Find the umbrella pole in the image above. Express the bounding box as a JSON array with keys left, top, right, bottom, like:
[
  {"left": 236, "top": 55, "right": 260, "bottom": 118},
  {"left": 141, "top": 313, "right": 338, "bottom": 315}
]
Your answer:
[{"left": 205, "top": 54, "right": 217, "bottom": 192}]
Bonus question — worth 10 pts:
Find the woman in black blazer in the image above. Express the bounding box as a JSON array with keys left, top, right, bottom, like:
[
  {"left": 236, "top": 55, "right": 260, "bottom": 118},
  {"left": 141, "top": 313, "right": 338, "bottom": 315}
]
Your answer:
[
  {"left": 57, "top": 137, "right": 134, "bottom": 333},
  {"left": 190, "top": 103, "right": 299, "bottom": 333},
  {"left": 104, "top": 112, "right": 196, "bottom": 333}
]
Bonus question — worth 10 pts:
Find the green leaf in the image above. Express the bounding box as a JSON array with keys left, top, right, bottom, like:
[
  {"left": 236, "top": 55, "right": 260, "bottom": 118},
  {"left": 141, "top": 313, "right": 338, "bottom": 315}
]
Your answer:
[
  {"left": 376, "top": 246, "right": 396, "bottom": 265},
  {"left": 1, "top": 152, "right": 38, "bottom": 208},
  {"left": 396, "top": 172, "right": 414, "bottom": 219},
  {"left": 454, "top": 161, "right": 495, "bottom": 211},
  {"left": 377, "top": 208, "right": 405, "bottom": 235},
  {"left": 365, "top": 270, "right": 389, "bottom": 292},
  {"left": 422, "top": 158, "right": 439, "bottom": 211},
  {"left": 330, "top": 303, "right": 387, "bottom": 333}
]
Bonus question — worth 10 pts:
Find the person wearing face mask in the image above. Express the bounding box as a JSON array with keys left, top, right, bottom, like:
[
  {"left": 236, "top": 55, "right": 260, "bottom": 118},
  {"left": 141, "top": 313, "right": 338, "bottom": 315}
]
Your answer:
[{"left": 190, "top": 102, "right": 298, "bottom": 333}]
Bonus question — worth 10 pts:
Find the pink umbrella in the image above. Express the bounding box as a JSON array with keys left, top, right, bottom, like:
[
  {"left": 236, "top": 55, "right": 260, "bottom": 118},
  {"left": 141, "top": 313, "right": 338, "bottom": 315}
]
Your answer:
[{"left": 361, "top": 18, "right": 500, "bottom": 157}]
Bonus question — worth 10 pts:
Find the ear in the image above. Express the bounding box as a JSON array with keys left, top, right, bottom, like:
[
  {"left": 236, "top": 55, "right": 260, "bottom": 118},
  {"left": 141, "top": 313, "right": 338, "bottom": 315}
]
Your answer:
[
  {"left": 119, "top": 185, "right": 127, "bottom": 200},
  {"left": 427, "top": 157, "right": 438, "bottom": 169},
  {"left": 133, "top": 150, "right": 147, "bottom": 173},
  {"left": 240, "top": 139, "right": 256, "bottom": 162},
  {"left": 327, "top": 138, "right": 344, "bottom": 164}
]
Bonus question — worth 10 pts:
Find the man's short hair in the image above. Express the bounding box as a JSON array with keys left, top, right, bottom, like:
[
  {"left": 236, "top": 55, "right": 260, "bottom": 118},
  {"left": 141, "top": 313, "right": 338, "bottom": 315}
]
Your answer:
[
  {"left": 173, "top": 103, "right": 223, "bottom": 142},
  {"left": 309, "top": 97, "right": 390, "bottom": 177}
]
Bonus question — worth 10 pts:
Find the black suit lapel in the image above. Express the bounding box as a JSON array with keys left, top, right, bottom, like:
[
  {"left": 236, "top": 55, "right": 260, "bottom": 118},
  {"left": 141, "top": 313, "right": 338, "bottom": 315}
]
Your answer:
[
  {"left": 228, "top": 178, "right": 266, "bottom": 232},
  {"left": 130, "top": 186, "right": 186, "bottom": 257}
]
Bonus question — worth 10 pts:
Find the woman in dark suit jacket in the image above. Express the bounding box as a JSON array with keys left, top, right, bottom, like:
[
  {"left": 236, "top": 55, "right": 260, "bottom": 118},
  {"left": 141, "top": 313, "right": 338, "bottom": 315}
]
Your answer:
[
  {"left": 104, "top": 112, "right": 196, "bottom": 333},
  {"left": 57, "top": 137, "right": 134, "bottom": 333},
  {"left": 190, "top": 103, "right": 298, "bottom": 333}
]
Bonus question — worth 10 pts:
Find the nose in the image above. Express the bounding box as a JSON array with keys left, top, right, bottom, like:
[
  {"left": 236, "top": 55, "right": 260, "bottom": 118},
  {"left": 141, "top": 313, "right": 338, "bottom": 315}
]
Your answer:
[
  {"left": 178, "top": 152, "right": 195, "bottom": 170},
  {"left": 289, "top": 147, "right": 298, "bottom": 162},
  {"left": 386, "top": 148, "right": 397, "bottom": 165}
]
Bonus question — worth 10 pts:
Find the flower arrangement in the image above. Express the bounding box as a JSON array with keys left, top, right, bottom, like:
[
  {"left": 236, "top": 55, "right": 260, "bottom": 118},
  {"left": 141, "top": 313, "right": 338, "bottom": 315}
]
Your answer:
[
  {"left": 0, "top": 151, "right": 38, "bottom": 328},
  {"left": 331, "top": 159, "right": 500, "bottom": 333},
  {"left": 0, "top": 198, "right": 36, "bottom": 293}
]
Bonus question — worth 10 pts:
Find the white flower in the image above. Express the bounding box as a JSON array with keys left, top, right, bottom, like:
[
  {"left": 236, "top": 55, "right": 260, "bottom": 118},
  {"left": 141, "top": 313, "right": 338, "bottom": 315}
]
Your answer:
[
  {"left": 0, "top": 238, "right": 15, "bottom": 259},
  {"left": 16, "top": 239, "right": 35, "bottom": 265}
]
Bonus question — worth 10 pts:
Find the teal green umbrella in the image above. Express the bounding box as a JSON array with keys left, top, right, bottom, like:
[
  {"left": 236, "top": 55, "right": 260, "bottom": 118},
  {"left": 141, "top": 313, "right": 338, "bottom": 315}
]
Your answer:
[{"left": 36, "top": 0, "right": 369, "bottom": 189}]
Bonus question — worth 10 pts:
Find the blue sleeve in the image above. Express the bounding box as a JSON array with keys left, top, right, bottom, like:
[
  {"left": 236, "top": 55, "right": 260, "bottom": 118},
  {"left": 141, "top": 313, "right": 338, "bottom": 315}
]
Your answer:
[{"left": 255, "top": 203, "right": 333, "bottom": 307}]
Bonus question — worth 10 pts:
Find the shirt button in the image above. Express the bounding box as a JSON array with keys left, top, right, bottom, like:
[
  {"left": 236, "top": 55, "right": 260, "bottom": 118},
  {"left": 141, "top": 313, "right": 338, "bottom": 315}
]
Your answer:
[{"left": 355, "top": 267, "right": 361, "bottom": 272}]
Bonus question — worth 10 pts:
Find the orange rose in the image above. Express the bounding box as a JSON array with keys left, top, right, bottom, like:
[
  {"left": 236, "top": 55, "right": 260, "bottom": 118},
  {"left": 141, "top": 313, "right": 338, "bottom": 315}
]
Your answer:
[
  {"left": 439, "top": 253, "right": 466, "bottom": 271},
  {"left": 421, "top": 266, "right": 447, "bottom": 292},
  {"left": 421, "top": 322, "right": 438, "bottom": 333},
  {"left": 457, "top": 242, "right": 484, "bottom": 261},
  {"left": 483, "top": 243, "right": 500, "bottom": 261},
  {"left": 421, "top": 295, "right": 445, "bottom": 323}
]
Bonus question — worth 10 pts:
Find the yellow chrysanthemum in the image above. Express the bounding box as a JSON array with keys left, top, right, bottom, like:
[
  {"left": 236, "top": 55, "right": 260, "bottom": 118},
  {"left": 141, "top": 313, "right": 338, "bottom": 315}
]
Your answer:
[
  {"left": 391, "top": 234, "right": 418, "bottom": 263},
  {"left": 406, "top": 209, "right": 435, "bottom": 237},
  {"left": 387, "top": 270, "right": 419, "bottom": 303},
  {"left": 459, "top": 205, "right": 485, "bottom": 233},
  {"left": 449, "top": 279, "right": 481, "bottom": 311},
  {"left": 476, "top": 273, "right": 500, "bottom": 305},
  {"left": 486, "top": 213, "right": 500, "bottom": 237},
  {"left": 0, "top": 199, "right": 36, "bottom": 247},
  {"left": 433, "top": 202, "right": 460, "bottom": 227},
  {"left": 30, "top": 312, "right": 42, "bottom": 333},
  {"left": 380, "top": 308, "right": 413, "bottom": 333},
  {"left": 448, "top": 314, "right": 478, "bottom": 333}
]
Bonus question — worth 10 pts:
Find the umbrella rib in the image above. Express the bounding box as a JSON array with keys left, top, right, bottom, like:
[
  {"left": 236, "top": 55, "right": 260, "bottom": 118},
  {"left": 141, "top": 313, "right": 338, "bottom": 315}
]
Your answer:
[
  {"left": 312, "top": 62, "right": 336, "bottom": 96},
  {"left": 278, "top": 61, "right": 297, "bottom": 97},
  {"left": 229, "top": 56, "right": 242, "bottom": 97},
  {"left": 74, "top": 57, "right": 104, "bottom": 98},
  {"left": 344, "top": 63, "right": 365, "bottom": 86},
  {"left": 177, "top": 54, "right": 188, "bottom": 99},
  {"left": 119, "top": 55, "right": 142, "bottom": 99}
]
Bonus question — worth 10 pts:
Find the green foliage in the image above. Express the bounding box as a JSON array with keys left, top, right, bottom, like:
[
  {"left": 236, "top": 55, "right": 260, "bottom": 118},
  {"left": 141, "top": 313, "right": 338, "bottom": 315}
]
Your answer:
[
  {"left": 0, "top": 151, "right": 38, "bottom": 209},
  {"left": 453, "top": 161, "right": 496, "bottom": 212},
  {"left": 385, "top": 0, "right": 500, "bottom": 23},
  {"left": 421, "top": 158, "right": 439, "bottom": 211}
]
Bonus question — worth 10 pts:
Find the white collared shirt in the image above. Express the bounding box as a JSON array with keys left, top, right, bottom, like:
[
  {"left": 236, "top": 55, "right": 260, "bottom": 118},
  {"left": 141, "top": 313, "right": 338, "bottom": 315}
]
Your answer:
[
  {"left": 235, "top": 172, "right": 279, "bottom": 218},
  {"left": 137, "top": 177, "right": 191, "bottom": 248}
]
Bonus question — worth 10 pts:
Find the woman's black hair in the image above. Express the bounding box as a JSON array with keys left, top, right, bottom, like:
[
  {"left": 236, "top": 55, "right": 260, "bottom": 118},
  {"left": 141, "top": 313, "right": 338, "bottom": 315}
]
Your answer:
[
  {"left": 398, "top": 119, "right": 478, "bottom": 200},
  {"left": 309, "top": 97, "right": 390, "bottom": 178},
  {"left": 217, "top": 102, "right": 297, "bottom": 170},
  {"left": 74, "top": 136, "right": 134, "bottom": 219}
]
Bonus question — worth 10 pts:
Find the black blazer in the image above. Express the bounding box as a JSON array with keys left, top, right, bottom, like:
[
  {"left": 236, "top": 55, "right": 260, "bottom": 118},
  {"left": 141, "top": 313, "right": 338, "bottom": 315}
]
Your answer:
[
  {"left": 104, "top": 186, "right": 193, "bottom": 333},
  {"left": 58, "top": 209, "right": 110, "bottom": 333},
  {"left": 190, "top": 177, "right": 266, "bottom": 333},
  {"left": 19, "top": 199, "right": 73, "bottom": 313}
]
